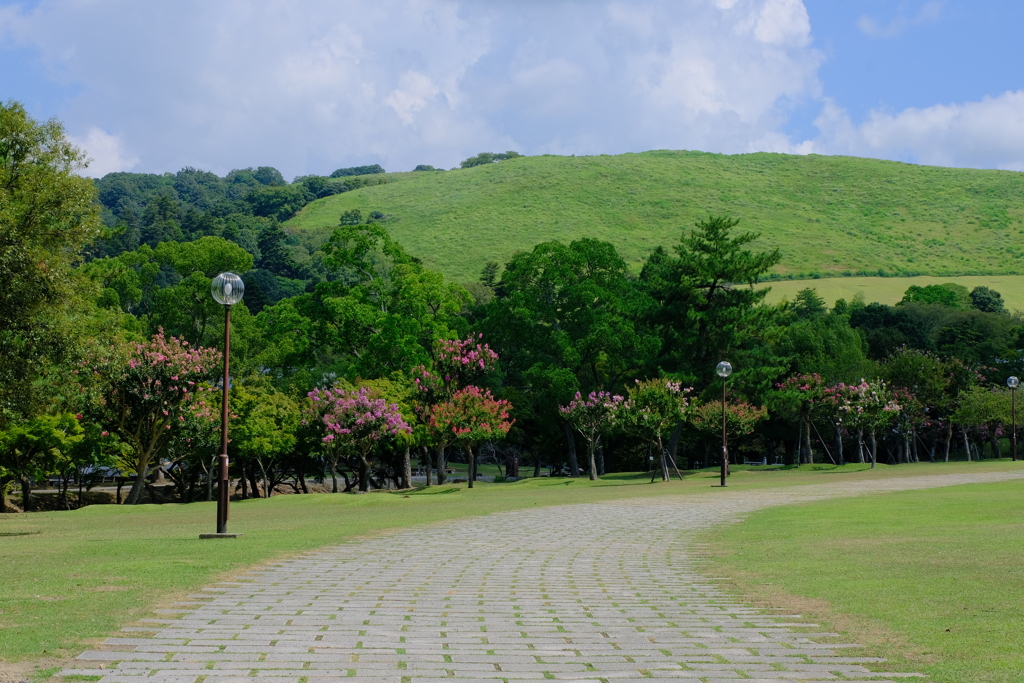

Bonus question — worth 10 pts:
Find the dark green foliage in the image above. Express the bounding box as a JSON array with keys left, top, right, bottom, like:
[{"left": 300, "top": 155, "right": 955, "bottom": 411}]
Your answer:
[
  {"left": 792, "top": 287, "right": 827, "bottom": 319},
  {"left": 0, "top": 101, "right": 103, "bottom": 421},
  {"left": 970, "top": 286, "right": 1006, "bottom": 314},
  {"left": 641, "top": 216, "right": 781, "bottom": 386},
  {"left": 248, "top": 185, "right": 307, "bottom": 221},
  {"left": 479, "top": 261, "right": 499, "bottom": 288},
  {"left": 330, "top": 164, "right": 385, "bottom": 178},
  {"left": 481, "top": 238, "right": 658, "bottom": 464},
  {"left": 413, "top": 164, "right": 442, "bottom": 172},
  {"left": 252, "top": 166, "right": 286, "bottom": 186},
  {"left": 339, "top": 209, "right": 363, "bottom": 225},
  {"left": 460, "top": 151, "right": 521, "bottom": 168},
  {"left": 901, "top": 283, "right": 971, "bottom": 309}
]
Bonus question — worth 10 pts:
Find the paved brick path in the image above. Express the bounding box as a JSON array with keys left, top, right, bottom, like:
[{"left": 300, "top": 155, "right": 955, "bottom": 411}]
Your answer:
[{"left": 60, "top": 471, "right": 1024, "bottom": 682}]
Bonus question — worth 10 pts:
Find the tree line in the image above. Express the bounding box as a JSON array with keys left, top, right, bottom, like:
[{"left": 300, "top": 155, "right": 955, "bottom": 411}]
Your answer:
[{"left": 2, "top": 101, "right": 1022, "bottom": 512}]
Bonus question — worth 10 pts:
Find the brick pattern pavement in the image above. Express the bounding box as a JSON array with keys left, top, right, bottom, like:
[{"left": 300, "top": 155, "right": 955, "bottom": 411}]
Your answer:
[{"left": 60, "top": 470, "right": 1024, "bottom": 682}]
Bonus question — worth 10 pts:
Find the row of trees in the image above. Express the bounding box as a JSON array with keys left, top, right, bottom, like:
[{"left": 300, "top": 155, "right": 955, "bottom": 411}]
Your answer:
[{"left": 2, "top": 102, "right": 1022, "bottom": 511}]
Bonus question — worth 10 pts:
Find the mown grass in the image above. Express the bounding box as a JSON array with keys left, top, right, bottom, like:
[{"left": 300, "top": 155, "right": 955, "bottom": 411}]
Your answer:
[
  {"left": 763, "top": 274, "right": 1024, "bottom": 311},
  {"left": 285, "top": 150, "right": 1024, "bottom": 283},
  {"left": 705, "top": 478, "right": 1024, "bottom": 683},
  {"left": 2, "top": 460, "right": 1020, "bottom": 670}
]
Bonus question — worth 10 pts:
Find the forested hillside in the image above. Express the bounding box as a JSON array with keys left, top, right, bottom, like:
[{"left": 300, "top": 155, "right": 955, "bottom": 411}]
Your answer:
[{"left": 287, "top": 151, "right": 1024, "bottom": 283}]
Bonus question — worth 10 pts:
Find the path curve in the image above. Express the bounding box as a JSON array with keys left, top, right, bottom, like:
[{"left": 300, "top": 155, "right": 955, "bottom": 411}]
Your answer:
[{"left": 61, "top": 471, "right": 1024, "bottom": 682}]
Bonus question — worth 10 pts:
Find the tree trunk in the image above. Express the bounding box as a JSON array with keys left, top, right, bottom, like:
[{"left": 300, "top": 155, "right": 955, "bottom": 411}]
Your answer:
[
  {"left": 658, "top": 434, "right": 669, "bottom": 482},
  {"left": 597, "top": 446, "right": 605, "bottom": 476},
  {"left": 465, "top": 443, "right": 475, "bottom": 488},
  {"left": 911, "top": 428, "right": 920, "bottom": 462},
  {"left": 870, "top": 430, "right": 878, "bottom": 469},
  {"left": 563, "top": 422, "right": 579, "bottom": 477},
  {"left": 833, "top": 421, "right": 845, "bottom": 466},
  {"left": 0, "top": 474, "right": 14, "bottom": 512},
  {"left": 944, "top": 422, "right": 952, "bottom": 462},
  {"left": 422, "top": 446, "right": 432, "bottom": 486},
  {"left": 587, "top": 439, "right": 598, "bottom": 481},
  {"left": 402, "top": 446, "right": 412, "bottom": 489},
  {"left": 962, "top": 427, "right": 971, "bottom": 461},
  {"left": 298, "top": 462, "right": 309, "bottom": 494},
  {"left": 240, "top": 461, "right": 249, "bottom": 499},
  {"left": 856, "top": 429, "right": 865, "bottom": 464},
  {"left": 436, "top": 443, "right": 447, "bottom": 485},
  {"left": 258, "top": 459, "right": 271, "bottom": 499},
  {"left": 124, "top": 462, "right": 149, "bottom": 505},
  {"left": 533, "top": 451, "right": 541, "bottom": 478},
  {"left": 667, "top": 421, "right": 683, "bottom": 472},
  {"left": 19, "top": 473, "right": 33, "bottom": 512},
  {"left": 358, "top": 453, "right": 371, "bottom": 492},
  {"left": 801, "top": 414, "right": 814, "bottom": 464},
  {"left": 247, "top": 468, "right": 261, "bottom": 498},
  {"left": 329, "top": 454, "right": 340, "bottom": 492}
]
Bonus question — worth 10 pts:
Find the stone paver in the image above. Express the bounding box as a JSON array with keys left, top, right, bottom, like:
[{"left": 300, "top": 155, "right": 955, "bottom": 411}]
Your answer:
[{"left": 61, "top": 470, "right": 1024, "bottom": 682}]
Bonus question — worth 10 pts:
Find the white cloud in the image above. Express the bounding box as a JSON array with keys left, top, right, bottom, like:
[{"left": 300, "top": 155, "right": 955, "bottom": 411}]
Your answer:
[
  {"left": 857, "top": 1, "right": 943, "bottom": 39},
  {"left": 385, "top": 72, "right": 441, "bottom": 125},
  {"left": 0, "top": 0, "right": 824, "bottom": 176},
  {"left": 68, "top": 127, "right": 139, "bottom": 177},
  {"left": 800, "top": 91, "right": 1024, "bottom": 171}
]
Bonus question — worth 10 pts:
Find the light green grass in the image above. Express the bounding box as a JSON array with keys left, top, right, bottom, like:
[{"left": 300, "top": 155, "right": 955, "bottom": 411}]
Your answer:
[
  {"left": 285, "top": 150, "right": 1024, "bottom": 283},
  {"left": 1, "top": 460, "right": 1019, "bottom": 667},
  {"left": 706, "top": 478, "right": 1024, "bottom": 683},
  {"left": 763, "top": 274, "right": 1024, "bottom": 311}
]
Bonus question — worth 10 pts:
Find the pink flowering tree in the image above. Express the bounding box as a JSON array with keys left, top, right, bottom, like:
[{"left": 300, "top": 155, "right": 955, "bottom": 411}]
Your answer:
[
  {"left": 823, "top": 380, "right": 901, "bottom": 468},
  {"left": 618, "top": 379, "right": 694, "bottom": 482},
  {"left": 308, "top": 386, "right": 411, "bottom": 492},
  {"left": 429, "top": 386, "right": 513, "bottom": 488},
  {"left": 559, "top": 391, "right": 624, "bottom": 480},
  {"left": 767, "top": 373, "right": 828, "bottom": 464},
  {"left": 95, "top": 331, "right": 220, "bottom": 504},
  {"left": 413, "top": 335, "right": 500, "bottom": 484}
]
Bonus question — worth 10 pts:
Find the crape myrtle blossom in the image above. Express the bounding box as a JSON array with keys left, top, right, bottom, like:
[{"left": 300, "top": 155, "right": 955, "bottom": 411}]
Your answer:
[
  {"left": 618, "top": 379, "right": 695, "bottom": 482},
  {"left": 560, "top": 391, "right": 624, "bottom": 481},
  {"left": 87, "top": 330, "right": 221, "bottom": 505},
  {"left": 429, "top": 385, "right": 513, "bottom": 487},
  {"left": 305, "top": 386, "right": 412, "bottom": 492},
  {"left": 307, "top": 386, "right": 411, "bottom": 444},
  {"left": 414, "top": 336, "right": 500, "bottom": 401}
]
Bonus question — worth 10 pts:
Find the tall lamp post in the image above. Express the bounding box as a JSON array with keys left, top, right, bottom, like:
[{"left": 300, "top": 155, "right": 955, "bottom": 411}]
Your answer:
[
  {"left": 716, "top": 361, "right": 732, "bottom": 487},
  {"left": 1009, "top": 376, "right": 1019, "bottom": 462},
  {"left": 202, "top": 272, "right": 244, "bottom": 539}
]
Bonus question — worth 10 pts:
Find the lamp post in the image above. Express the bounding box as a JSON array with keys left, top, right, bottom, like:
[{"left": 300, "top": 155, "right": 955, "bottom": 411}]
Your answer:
[
  {"left": 1009, "top": 376, "right": 1019, "bottom": 462},
  {"left": 716, "top": 361, "right": 732, "bottom": 487},
  {"left": 203, "top": 272, "right": 244, "bottom": 539}
]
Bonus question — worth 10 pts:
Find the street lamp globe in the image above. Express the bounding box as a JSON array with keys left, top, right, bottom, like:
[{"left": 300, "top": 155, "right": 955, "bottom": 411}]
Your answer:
[
  {"left": 211, "top": 272, "right": 245, "bottom": 306},
  {"left": 1009, "top": 376, "right": 1020, "bottom": 389},
  {"left": 716, "top": 361, "right": 733, "bottom": 378}
]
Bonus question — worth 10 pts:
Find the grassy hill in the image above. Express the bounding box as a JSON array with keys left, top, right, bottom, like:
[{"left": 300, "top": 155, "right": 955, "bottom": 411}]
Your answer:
[
  {"left": 285, "top": 150, "right": 1024, "bottom": 284},
  {"left": 764, "top": 275, "right": 1024, "bottom": 312}
]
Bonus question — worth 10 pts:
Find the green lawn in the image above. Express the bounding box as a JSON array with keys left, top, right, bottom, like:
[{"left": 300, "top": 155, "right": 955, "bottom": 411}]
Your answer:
[
  {"left": 706, "top": 478, "right": 1024, "bottom": 683},
  {"left": 764, "top": 274, "right": 1024, "bottom": 311},
  {"left": 285, "top": 150, "right": 1024, "bottom": 284},
  {"left": 2, "top": 460, "right": 1021, "bottom": 674}
]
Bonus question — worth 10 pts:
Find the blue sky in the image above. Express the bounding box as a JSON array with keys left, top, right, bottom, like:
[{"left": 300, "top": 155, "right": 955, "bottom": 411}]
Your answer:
[{"left": 2, "top": 0, "right": 1023, "bottom": 178}]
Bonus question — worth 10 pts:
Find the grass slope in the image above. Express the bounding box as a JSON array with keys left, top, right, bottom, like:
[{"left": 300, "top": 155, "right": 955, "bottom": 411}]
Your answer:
[
  {"left": 285, "top": 151, "right": 1024, "bottom": 284},
  {"left": 707, "top": 479, "right": 1024, "bottom": 683},
  {"left": 763, "top": 274, "right": 1024, "bottom": 311},
  {"left": 1, "top": 461, "right": 1019, "bottom": 669}
]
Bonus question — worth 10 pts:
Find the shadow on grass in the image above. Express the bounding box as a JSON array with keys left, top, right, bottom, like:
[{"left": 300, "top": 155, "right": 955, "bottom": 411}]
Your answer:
[{"left": 403, "top": 486, "right": 462, "bottom": 496}]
